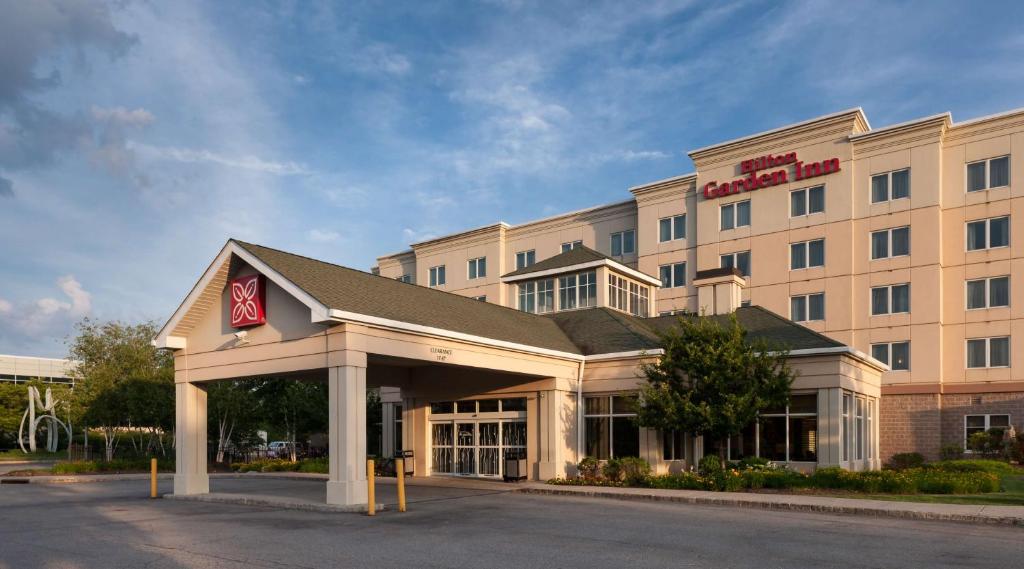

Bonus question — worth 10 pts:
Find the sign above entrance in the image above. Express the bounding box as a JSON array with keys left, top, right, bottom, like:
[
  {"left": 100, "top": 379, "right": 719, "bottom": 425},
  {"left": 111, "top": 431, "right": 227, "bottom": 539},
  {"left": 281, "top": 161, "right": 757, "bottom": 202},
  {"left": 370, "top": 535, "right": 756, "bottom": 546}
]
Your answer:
[
  {"left": 703, "top": 152, "right": 841, "bottom": 199},
  {"left": 230, "top": 274, "right": 267, "bottom": 328}
]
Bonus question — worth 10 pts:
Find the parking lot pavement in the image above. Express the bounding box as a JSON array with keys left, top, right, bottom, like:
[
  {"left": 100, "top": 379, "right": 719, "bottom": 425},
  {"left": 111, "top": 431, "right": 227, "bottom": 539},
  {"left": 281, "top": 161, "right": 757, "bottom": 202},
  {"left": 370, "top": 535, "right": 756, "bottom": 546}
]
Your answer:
[{"left": 2, "top": 478, "right": 1023, "bottom": 569}]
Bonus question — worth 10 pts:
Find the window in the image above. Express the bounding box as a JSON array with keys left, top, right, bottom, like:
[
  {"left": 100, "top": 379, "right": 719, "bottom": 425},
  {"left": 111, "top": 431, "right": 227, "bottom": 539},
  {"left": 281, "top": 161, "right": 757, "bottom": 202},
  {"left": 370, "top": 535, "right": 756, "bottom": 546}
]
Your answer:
[
  {"left": 871, "top": 284, "right": 910, "bottom": 315},
  {"left": 467, "top": 257, "right": 486, "bottom": 279},
  {"left": 518, "top": 280, "right": 554, "bottom": 314},
  {"left": 790, "top": 239, "right": 825, "bottom": 270},
  {"left": 872, "top": 341, "right": 910, "bottom": 371},
  {"left": 720, "top": 200, "right": 751, "bottom": 230},
  {"left": 429, "top": 265, "right": 445, "bottom": 287},
  {"left": 965, "top": 415, "right": 1011, "bottom": 447},
  {"left": 515, "top": 250, "right": 535, "bottom": 270},
  {"left": 659, "top": 214, "right": 686, "bottom": 242},
  {"left": 561, "top": 240, "right": 583, "bottom": 253},
  {"left": 967, "top": 276, "right": 1010, "bottom": 309},
  {"left": 610, "top": 230, "right": 636, "bottom": 256},
  {"left": 870, "top": 227, "right": 910, "bottom": 260},
  {"left": 584, "top": 395, "right": 639, "bottom": 460},
  {"left": 967, "top": 156, "right": 1010, "bottom": 192},
  {"left": 472, "top": 295, "right": 487, "bottom": 302},
  {"left": 558, "top": 270, "right": 597, "bottom": 310},
  {"left": 966, "top": 337, "right": 1010, "bottom": 368},
  {"left": 871, "top": 169, "right": 910, "bottom": 203},
  {"left": 608, "top": 275, "right": 648, "bottom": 316},
  {"left": 396, "top": 274, "right": 412, "bottom": 283},
  {"left": 966, "top": 216, "right": 1010, "bottom": 251},
  {"left": 720, "top": 251, "right": 751, "bottom": 277},
  {"left": 790, "top": 293, "right": 825, "bottom": 322},
  {"left": 659, "top": 262, "right": 686, "bottom": 288},
  {"left": 662, "top": 430, "right": 686, "bottom": 461},
  {"left": 841, "top": 394, "right": 850, "bottom": 461},
  {"left": 759, "top": 393, "right": 818, "bottom": 462},
  {"left": 394, "top": 404, "right": 403, "bottom": 452},
  {"left": 791, "top": 185, "right": 825, "bottom": 216}
]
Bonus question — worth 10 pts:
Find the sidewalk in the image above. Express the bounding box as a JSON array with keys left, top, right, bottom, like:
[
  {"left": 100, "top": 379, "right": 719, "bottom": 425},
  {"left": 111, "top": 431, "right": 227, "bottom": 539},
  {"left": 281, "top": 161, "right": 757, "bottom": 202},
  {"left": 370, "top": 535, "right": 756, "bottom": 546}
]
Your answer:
[{"left": 523, "top": 484, "right": 1024, "bottom": 526}]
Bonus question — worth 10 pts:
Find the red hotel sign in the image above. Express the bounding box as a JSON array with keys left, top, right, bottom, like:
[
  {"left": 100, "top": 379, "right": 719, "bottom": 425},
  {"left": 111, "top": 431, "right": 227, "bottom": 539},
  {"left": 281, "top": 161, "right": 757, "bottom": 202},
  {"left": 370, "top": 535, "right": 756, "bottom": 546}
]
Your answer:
[
  {"left": 229, "top": 274, "right": 267, "bottom": 328},
  {"left": 703, "top": 152, "right": 840, "bottom": 199}
]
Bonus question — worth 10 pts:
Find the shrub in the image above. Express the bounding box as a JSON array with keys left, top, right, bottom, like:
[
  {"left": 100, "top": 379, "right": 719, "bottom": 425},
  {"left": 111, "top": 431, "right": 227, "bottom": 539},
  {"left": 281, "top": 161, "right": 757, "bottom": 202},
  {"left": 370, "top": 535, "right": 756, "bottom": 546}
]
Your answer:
[
  {"left": 577, "top": 457, "right": 601, "bottom": 481},
  {"left": 940, "top": 443, "right": 964, "bottom": 461},
  {"left": 646, "top": 471, "right": 709, "bottom": 490},
  {"left": 52, "top": 458, "right": 174, "bottom": 474},
  {"left": 297, "top": 458, "right": 328, "bottom": 474},
  {"left": 603, "top": 457, "right": 651, "bottom": 485},
  {"left": 737, "top": 456, "right": 771, "bottom": 470},
  {"left": 928, "top": 459, "right": 1015, "bottom": 475},
  {"left": 885, "top": 452, "right": 925, "bottom": 471},
  {"left": 698, "top": 455, "right": 723, "bottom": 476}
]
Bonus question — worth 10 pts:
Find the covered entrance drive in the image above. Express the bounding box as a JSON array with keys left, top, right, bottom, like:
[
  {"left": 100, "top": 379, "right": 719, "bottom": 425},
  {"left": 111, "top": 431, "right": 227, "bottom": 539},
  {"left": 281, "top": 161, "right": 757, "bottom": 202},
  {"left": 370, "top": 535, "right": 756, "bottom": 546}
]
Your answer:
[{"left": 155, "top": 240, "right": 583, "bottom": 508}]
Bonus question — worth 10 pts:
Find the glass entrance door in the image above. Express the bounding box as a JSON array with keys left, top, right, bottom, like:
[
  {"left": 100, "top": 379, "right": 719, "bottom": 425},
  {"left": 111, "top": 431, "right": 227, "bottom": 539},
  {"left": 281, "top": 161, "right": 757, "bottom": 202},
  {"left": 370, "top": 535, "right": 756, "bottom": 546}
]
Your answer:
[
  {"left": 429, "top": 398, "right": 528, "bottom": 478},
  {"left": 455, "top": 423, "right": 476, "bottom": 475},
  {"left": 478, "top": 422, "right": 500, "bottom": 476}
]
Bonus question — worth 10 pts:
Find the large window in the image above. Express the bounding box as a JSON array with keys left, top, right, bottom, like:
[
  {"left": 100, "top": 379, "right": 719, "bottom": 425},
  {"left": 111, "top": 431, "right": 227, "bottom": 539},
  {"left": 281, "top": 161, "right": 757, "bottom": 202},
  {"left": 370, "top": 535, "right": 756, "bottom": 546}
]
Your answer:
[
  {"left": 659, "top": 214, "right": 686, "bottom": 242},
  {"left": 871, "top": 168, "right": 910, "bottom": 203},
  {"left": 965, "top": 415, "right": 1011, "bottom": 447},
  {"left": 720, "top": 251, "right": 751, "bottom": 277},
  {"left": 871, "top": 284, "right": 910, "bottom": 315},
  {"left": 759, "top": 393, "right": 818, "bottom": 462},
  {"left": 871, "top": 341, "right": 910, "bottom": 371},
  {"left": 659, "top": 262, "right": 686, "bottom": 288},
  {"left": 966, "top": 216, "right": 1010, "bottom": 251},
  {"left": 967, "top": 276, "right": 1010, "bottom": 309},
  {"left": 791, "top": 293, "right": 825, "bottom": 322},
  {"left": 561, "top": 240, "right": 583, "bottom": 253},
  {"left": 791, "top": 185, "right": 825, "bottom": 216},
  {"left": 790, "top": 239, "right": 825, "bottom": 270},
  {"left": 721, "top": 200, "right": 751, "bottom": 230},
  {"left": 966, "top": 337, "right": 1010, "bottom": 368},
  {"left": 517, "top": 279, "right": 554, "bottom": 314},
  {"left": 515, "top": 250, "right": 535, "bottom": 270},
  {"left": 467, "top": 257, "right": 486, "bottom": 280},
  {"left": 662, "top": 430, "right": 687, "bottom": 461},
  {"left": 429, "top": 265, "right": 446, "bottom": 287},
  {"left": 585, "top": 395, "right": 639, "bottom": 460},
  {"left": 610, "top": 230, "right": 636, "bottom": 256},
  {"left": 608, "top": 274, "right": 649, "bottom": 316},
  {"left": 967, "top": 156, "right": 1010, "bottom": 192},
  {"left": 558, "top": 271, "right": 596, "bottom": 310},
  {"left": 871, "top": 227, "right": 910, "bottom": 260}
]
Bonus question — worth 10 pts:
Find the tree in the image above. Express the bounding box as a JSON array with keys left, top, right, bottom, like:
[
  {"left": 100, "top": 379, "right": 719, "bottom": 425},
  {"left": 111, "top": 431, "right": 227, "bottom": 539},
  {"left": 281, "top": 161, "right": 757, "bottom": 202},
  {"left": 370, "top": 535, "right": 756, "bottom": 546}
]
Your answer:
[
  {"left": 254, "top": 379, "right": 328, "bottom": 462},
  {"left": 635, "top": 314, "right": 794, "bottom": 466},
  {"left": 69, "top": 319, "right": 174, "bottom": 460},
  {"left": 207, "top": 380, "right": 259, "bottom": 463}
]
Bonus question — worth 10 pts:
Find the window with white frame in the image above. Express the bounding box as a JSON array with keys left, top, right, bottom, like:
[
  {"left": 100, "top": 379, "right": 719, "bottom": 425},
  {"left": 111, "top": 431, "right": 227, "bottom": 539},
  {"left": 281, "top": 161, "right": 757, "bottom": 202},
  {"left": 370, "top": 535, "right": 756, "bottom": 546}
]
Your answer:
[
  {"left": 966, "top": 337, "right": 1010, "bottom": 368},
  {"left": 966, "top": 216, "right": 1010, "bottom": 251},
  {"left": 610, "top": 230, "right": 636, "bottom": 256},
  {"left": 871, "top": 168, "right": 910, "bottom": 203},
  {"left": 659, "top": 214, "right": 686, "bottom": 242},
  {"left": 561, "top": 240, "right": 583, "bottom": 253},
  {"left": 967, "top": 156, "right": 1010, "bottom": 192},
  {"left": 841, "top": 393, "right": 850, "bottom": 461},
  {"left": 659, "top": 262, "right": 686, "bottom": 288},
  {"left": 790, "top": 239, "right": 825, "bottom": 270},
  {"left": 517, "top": 279, "right": 554, "bottom": 314},
  {"left": 584, "top": 395, "right": 639, "bottom": 460},
  {"left": 662, "top": 430, "right": 687, "bottom": 461},
  {"left": 871, "top": 341, "right": 910, "bottom": 371},
  {"left": 429, "top": 265, "right": 446, "bottom": 287},
  {"left": 790, "top": 293, "right": 825, "bottom": 322},
  {"left": 791, "top": 185, "right": 825, "bottom": 216},
  {"left": 720, "top": 251, "right": 751, "bottom": 277},
  {"left": 871, "top": 227, "right": 910, "bottom": 260},
  {"left": 515, "top": 250, "right": 535, "bottom": 270},
  {"left": 871, "top": 284, "right": 910, "bottom": 315},
  {"left": 967, "top": 276, "right": 1009, "bottom": 309},
  {"left": 720, "top": 200, "right": 751, "bottom": 230},
  {"left": 396, "top": 274, "right": 413, "bottom": 283},
  {"left": 558, "top": 270, "right": 596, "bottom": 311},
  {"left": 467, "top": 257, "right": 486, "bottom": 280},
  {"left": 759, "top": 393, "right": 818, "bottom": 462},
  {"left": 965, "top": 414, "right": 1011, "bottom": 447},
  {"left": 608, "top": 274, "right": 648, "bottom": 316}
]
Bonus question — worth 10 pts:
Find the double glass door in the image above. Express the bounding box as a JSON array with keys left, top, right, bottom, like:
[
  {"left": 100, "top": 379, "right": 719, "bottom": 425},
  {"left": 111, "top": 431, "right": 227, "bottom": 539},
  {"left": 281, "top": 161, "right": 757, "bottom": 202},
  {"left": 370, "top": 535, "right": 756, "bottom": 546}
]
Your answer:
[{"left": 431, "top": 420, "right": 526, "bottom": 478}]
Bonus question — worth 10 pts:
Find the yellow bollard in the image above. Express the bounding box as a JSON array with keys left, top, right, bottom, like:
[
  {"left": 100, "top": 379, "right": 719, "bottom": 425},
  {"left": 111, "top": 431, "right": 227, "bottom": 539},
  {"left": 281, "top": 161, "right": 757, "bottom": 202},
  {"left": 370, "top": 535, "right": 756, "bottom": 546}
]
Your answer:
[
  {"left": 367, "top": 459, "right": 375, "bottom": 516},
  {"left": 150, "top": 458, "right": 158, "bottom": 499},
  {"left": 396, "top": 458, "right": 406, "bottom": 513}
]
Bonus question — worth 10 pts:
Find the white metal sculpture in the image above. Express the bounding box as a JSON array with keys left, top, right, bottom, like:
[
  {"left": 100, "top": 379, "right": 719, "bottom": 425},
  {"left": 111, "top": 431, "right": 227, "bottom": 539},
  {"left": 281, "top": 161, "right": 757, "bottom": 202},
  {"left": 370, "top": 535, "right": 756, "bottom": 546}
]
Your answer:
[{"left": 18, "top": 386, "right": 71, "bottom": 453}]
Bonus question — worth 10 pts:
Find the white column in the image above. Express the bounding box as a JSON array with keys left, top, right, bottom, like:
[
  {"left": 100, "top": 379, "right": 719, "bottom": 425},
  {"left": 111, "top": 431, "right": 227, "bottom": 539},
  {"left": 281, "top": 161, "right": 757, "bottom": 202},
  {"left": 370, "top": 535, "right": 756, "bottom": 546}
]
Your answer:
[
  {"left": 174, "top": 382, "right": 209, "bottom": 495},
  {"left": 327, "top": 358, "right": 368, "bottom": 506}
]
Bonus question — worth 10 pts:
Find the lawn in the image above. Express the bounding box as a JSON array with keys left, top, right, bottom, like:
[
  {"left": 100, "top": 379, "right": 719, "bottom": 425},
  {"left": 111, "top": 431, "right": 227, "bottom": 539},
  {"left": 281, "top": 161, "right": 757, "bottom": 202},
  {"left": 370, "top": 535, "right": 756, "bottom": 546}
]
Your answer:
[
  {"left": 843, "top": 474, "right": 1024, "bottom": 506},
  {"left": 0, "top": 450, "right": 65, "bottom": 462}
]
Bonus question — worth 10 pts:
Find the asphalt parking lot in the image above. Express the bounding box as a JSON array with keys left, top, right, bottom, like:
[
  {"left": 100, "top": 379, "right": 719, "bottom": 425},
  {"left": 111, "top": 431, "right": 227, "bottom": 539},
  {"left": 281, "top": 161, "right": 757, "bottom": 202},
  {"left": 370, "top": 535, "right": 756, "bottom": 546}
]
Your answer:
[{"left": 1, "top": 477, "right": 1022, "bottom": 569}]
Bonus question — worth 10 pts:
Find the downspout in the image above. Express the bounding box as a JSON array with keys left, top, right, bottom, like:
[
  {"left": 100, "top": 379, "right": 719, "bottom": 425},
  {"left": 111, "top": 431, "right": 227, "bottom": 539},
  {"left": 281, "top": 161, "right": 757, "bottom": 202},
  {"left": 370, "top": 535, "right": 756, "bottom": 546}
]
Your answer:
[{"left": 576, "top": 357, "right": 585, "bottom": 465}]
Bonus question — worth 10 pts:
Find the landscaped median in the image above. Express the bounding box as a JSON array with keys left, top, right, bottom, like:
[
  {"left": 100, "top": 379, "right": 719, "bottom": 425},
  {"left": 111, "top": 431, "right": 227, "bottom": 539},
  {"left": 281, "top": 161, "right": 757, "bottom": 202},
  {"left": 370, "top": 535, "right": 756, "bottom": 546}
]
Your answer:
[{"left": 4, "top": 457, "right": 175, "bottom": 477}]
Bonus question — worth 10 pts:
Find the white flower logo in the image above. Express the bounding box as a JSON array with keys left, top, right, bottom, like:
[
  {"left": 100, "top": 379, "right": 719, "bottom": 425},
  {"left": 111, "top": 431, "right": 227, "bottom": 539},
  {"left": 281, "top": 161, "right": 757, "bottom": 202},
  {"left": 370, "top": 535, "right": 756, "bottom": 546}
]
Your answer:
[{"left": 231, "top": 276, "right": 259, "bottom": 325}]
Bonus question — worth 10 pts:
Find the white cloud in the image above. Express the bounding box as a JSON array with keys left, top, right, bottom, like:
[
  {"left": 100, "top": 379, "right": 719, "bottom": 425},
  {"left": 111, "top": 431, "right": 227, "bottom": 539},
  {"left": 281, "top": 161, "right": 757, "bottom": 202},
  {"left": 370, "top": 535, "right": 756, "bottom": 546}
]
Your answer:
[
  {"left": 0, "top": 299, "right": 11, "bottom": 313},
  {"left": 91, "top": 106, "right": 155, "bottom": 127},
  {"left": 0, "top": 275, "right": 92, "bottom": 343},
  {"left": 132, "top": 142, "right": 310, "bottom": 175},
  {"left": 307, "top": 229, "right": 340, "bottom": 243}
]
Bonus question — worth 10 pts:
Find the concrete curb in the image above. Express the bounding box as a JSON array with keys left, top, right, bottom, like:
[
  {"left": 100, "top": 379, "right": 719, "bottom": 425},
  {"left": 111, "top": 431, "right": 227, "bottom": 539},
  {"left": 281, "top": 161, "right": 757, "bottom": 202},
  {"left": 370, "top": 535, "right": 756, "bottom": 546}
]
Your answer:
[
  {"left": 522, "top": 486, "right": 1024, "bottom": 527},
  {"left": 163, "top": 492, "right": 383, "bottom": 514}
]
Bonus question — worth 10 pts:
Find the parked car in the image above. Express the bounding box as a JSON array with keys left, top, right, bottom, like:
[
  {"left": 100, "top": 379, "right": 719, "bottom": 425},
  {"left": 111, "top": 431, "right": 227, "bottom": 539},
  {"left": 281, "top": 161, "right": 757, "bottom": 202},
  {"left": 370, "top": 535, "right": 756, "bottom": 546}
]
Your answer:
[{"left": 267, "top": 441, "right": 305, "bottom": 458}]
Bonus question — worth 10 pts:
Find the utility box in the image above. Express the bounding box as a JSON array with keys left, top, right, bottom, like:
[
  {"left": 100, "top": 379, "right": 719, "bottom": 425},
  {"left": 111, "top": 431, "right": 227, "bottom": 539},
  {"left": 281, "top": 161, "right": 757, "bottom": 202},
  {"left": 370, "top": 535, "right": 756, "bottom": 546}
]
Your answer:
[
  {"left": 503, "top": 455, "right": 527, "bottom": 482},
  {"left": 395, "top": 450, "right": 414, "bottom": 477}
]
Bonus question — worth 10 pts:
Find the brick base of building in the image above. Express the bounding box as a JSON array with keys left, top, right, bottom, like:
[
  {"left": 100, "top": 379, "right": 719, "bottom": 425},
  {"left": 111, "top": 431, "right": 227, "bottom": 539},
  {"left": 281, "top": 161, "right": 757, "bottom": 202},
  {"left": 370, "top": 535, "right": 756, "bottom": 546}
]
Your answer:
[{"left": 880, "top": 391, "right": 1024, "bottom": 462}]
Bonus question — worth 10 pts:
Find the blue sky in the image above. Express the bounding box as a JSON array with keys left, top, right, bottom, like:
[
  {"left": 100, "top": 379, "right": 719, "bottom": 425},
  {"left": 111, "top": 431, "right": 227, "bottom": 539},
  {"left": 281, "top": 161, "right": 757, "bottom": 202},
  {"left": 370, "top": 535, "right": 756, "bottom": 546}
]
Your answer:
[{"left": 2, "top": 0, "right": 1023, "bottom": 357}]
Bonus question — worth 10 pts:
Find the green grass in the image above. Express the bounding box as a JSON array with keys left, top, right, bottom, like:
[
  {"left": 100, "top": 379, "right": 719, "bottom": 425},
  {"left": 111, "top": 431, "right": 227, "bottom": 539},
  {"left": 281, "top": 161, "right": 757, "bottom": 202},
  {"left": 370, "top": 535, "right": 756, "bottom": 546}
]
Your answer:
[
  {"left": 828, "top": 475, "right": 1024, "bottom": 506},
  {"left": 0, "top": 450, "right": 65, "bottom": 462}
]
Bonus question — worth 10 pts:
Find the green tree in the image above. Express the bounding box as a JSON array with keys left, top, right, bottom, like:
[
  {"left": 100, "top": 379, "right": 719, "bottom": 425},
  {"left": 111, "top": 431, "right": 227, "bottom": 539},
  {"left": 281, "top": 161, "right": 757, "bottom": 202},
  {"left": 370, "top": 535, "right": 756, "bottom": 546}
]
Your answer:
[
  {"left": 635, "top": 314, "right": 794, "bottom": 466},
  {"left": 69, "top": 319, "right": 174, "bottom": 460},
  {"left": 207, "top": 380, "right": 259, "bottom": 463},
  {"left": 254, "top": 379, "right": 328, "bottom": 462}
]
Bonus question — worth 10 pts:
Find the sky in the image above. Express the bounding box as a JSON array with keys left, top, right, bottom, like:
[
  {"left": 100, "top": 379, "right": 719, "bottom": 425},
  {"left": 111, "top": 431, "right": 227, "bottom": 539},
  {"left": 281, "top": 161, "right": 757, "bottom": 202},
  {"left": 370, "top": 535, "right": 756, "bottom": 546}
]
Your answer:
[{"left": 1, "top": 0, "right": 1023, "bottom": 358}]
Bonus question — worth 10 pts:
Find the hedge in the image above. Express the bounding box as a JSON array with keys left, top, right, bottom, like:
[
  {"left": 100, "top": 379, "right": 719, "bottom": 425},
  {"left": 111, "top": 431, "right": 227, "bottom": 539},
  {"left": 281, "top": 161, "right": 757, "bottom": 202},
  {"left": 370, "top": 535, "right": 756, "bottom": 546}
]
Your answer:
[{"left": 52, "top": 458, "right": 174, "bottom": 474}]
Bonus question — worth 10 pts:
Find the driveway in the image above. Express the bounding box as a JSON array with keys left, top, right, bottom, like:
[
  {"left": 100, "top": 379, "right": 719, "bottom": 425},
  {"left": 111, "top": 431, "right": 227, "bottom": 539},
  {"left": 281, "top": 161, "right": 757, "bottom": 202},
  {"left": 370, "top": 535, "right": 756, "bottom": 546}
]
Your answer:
[{"left": 1, "top": 477, "right": 1021, "bottom": 568}]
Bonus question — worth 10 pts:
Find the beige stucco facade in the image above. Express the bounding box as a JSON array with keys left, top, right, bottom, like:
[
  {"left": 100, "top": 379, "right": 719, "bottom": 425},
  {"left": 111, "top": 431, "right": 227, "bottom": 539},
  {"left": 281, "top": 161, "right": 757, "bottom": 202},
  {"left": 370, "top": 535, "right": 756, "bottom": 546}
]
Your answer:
[{"left": 376, "top": 106, "right": 1024, "bottom": 460}]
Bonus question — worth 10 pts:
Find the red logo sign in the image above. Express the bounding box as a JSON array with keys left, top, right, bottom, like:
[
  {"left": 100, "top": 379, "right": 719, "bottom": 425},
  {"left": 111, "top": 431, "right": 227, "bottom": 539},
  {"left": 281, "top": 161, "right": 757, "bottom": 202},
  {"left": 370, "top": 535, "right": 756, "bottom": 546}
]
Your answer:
[
  {"left": 229, "top": 274, "right": 266, "bottom": 328},
  {"left": 703, "top": 152, "right": 841, "bottom": 199}
]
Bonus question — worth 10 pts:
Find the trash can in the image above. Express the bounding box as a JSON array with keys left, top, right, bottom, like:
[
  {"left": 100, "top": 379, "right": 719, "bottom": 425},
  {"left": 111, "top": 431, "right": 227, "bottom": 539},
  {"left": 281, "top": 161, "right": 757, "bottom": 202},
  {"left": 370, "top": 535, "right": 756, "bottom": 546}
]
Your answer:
[
  {"left": 394, "top": 450, "right": 414, "bottom": 477},
  {"left": 503, "top": 450, "right": 527, "bottom": 482}
]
